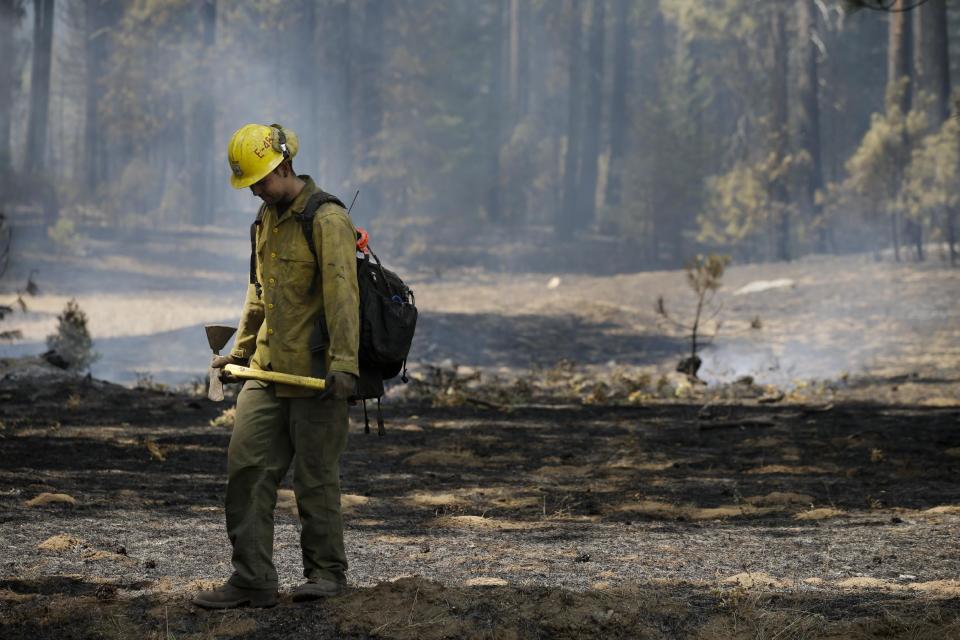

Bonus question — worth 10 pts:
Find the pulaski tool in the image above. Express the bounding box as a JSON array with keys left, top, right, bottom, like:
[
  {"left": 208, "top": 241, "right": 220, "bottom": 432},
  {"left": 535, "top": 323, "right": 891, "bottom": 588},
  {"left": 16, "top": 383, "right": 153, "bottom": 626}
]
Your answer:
[
  {"left": 204, "top": 325, "right": 327, "bottom": 400},
  {"left": 205, "top": 325, "right": 237, "bottom": 402},
  {"left": 223, "top": 364, "right": 326, "bottom": 392}
]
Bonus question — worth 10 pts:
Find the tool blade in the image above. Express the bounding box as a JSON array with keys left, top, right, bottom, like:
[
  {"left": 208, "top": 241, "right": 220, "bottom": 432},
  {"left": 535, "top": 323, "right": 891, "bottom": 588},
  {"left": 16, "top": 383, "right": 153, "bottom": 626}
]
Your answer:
[
  {"left": 207, "top": 362, "right": 224, "bottom": 402},
  {"left": 205, "top": 325, "right": 237, "bottom": 353}
]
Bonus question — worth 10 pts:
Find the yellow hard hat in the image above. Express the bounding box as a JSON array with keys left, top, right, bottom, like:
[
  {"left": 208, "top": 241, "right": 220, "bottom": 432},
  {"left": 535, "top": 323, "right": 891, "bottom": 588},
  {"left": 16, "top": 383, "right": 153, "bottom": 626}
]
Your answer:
[{"left": 226, "top": 123, "right": 299, "bottom": 189}]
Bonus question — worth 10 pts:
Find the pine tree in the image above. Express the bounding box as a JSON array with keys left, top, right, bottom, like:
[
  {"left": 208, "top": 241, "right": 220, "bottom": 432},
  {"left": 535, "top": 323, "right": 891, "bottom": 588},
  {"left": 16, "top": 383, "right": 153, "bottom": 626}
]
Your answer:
[{"left": 46, "top": 299, "right": 97, "bottom": 371}]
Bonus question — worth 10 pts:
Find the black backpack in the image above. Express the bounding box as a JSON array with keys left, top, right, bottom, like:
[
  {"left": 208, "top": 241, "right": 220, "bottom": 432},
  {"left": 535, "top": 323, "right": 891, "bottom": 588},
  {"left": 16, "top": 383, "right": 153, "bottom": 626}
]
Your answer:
[{"left": 249, "top": 190, "right": 418, "bottom": 434}]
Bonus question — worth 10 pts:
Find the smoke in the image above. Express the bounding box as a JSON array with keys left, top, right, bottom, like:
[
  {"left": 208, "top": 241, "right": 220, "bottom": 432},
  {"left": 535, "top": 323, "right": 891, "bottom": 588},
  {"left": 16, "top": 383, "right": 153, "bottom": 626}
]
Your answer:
[{"left": 697, "top": 255, "right": 957, "bottom": 388}]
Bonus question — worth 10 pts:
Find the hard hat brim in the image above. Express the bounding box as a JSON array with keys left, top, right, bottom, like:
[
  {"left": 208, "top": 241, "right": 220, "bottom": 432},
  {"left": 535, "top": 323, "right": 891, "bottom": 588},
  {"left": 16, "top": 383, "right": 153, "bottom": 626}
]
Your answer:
[{"left": 229, "top": 155, "right": 283, "bottom": 190}]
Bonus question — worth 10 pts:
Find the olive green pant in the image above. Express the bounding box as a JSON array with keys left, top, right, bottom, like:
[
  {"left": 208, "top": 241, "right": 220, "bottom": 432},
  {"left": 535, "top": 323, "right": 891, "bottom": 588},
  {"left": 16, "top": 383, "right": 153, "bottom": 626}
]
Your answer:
[{"left": 225, "top": 380, "right": 349, "bottom": 590}]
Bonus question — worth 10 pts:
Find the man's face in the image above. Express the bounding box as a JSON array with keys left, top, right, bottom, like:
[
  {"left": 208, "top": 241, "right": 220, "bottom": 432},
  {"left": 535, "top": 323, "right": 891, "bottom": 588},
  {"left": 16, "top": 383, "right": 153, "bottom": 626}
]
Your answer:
[{"left": 249, "top": 168, "right": 285, "bottom": 205}]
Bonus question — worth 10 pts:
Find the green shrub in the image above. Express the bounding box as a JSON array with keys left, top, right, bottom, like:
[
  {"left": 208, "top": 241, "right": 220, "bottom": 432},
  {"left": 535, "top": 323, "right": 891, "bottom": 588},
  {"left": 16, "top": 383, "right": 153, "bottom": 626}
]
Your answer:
[
  {"left": 46, "top": 299, "right": 98, "bottom": 371},
  {"left": 47, "top": 218, "right": 82, "bottom": 255}
]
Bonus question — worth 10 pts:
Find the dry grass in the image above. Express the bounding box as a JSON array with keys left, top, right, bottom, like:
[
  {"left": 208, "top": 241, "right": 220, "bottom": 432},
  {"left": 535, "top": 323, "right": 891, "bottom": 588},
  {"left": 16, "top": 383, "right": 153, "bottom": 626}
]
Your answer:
[
  {"left": 24, "top": 493, "right": 76, "bottom": 508},
  {"left": 36, "top": 534, "right": 84, "bottom": 552}
]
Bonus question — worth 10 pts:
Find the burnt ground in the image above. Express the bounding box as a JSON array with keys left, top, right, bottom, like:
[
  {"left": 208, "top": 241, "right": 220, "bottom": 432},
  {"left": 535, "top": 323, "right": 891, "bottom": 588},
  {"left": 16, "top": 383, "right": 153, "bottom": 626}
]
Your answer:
[
  {"left": 1, "top": 223, "right": 959, "bottom": 637},
  {"left": 0, "top": 369, "right": 959, "bottom": 639}
]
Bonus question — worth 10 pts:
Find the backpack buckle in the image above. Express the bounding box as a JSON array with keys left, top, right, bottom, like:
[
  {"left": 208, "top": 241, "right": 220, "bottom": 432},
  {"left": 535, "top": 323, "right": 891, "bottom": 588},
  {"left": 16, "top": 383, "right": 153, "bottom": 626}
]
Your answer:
[{"left": 356, "top": 227, "right": 371, "bottom": 255}]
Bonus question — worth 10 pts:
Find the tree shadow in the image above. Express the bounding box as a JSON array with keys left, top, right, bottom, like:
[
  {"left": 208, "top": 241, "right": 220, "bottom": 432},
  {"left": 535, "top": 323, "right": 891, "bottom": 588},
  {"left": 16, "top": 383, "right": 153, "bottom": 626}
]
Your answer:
[
  {"left": 416, "top": 311, "right": 686, "bottom": 368},
  {"left": 342, "top": 401, "right": 960, "bottom": 530},
  {"left": 4, "top": 307, "right": 687, "bottom": 387}
]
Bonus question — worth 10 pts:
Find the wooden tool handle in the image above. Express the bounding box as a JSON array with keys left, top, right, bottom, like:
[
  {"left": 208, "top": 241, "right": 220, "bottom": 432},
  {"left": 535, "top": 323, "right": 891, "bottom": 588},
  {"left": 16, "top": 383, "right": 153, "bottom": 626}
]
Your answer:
[{"left": 223, "top": 364, "right": 326, "bottom": 391}]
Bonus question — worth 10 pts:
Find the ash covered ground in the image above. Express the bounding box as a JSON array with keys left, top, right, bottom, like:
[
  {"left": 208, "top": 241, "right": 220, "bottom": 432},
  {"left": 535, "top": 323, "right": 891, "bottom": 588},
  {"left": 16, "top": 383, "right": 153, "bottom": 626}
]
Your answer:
[{"left": 1, "top": 222, "right": 959, "bottom": 639}]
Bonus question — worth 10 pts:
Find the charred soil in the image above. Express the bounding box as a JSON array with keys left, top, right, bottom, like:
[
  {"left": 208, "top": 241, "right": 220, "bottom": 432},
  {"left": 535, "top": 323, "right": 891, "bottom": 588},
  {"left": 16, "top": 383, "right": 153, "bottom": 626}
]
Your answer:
[{"left": 1, "top": 367, "right": 959, "bottom": 639}]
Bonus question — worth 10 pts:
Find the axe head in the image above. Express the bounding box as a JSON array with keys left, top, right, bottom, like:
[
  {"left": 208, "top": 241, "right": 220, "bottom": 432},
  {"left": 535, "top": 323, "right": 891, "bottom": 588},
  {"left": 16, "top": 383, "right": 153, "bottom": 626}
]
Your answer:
[{"left": 205, "top": 325, "right": 237, "bottom": 354}]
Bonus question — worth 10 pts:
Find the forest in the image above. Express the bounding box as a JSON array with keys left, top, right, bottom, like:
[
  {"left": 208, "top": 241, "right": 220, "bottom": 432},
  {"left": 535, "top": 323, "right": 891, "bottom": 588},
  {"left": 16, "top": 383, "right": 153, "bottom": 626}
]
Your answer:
[
  {"left": 0, "top": 0, "right": 958, "bottom": 268},
  {"left": 1, "top": 2, "right": 960, "bottom": 640}
]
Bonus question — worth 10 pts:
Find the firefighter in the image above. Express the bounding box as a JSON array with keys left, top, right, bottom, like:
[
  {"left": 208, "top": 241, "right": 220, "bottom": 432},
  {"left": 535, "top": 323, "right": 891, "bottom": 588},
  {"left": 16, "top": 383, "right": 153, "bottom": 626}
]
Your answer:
[{"left": 193, "top": 123, "right": 359, "bottom": 609}]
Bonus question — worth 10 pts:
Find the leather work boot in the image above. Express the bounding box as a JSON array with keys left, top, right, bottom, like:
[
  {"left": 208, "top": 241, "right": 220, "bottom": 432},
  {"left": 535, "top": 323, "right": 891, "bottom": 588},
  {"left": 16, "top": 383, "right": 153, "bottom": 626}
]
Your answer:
[
  {"left": 292, "top": 577, "right": 345, "bottom": 602},
  {"left": 191, "top": 583, "right": 278, "bottom": 609}
]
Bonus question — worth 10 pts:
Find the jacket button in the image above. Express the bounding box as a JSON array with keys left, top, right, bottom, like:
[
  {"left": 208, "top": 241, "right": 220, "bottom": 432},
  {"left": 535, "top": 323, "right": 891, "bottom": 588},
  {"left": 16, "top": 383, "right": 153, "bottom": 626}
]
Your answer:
[
  {"left": 268, "top": 328, "right": 274, "bottom": 335},
  {"left": 268, "top": 277, "right": 275, "bottom": 285},
  {"left": 272, "top": 228, "right": 279, "bottom": 234},
  {"left": 267, "top": 303, "right": 274, "bottom": 310},
  {"left": 270, "top": 252, "right": 277, "bottom": 259}
]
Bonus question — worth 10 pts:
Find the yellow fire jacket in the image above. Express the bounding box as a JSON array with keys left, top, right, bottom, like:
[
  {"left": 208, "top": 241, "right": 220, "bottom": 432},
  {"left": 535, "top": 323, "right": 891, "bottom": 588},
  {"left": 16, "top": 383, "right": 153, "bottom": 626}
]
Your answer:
[{"left": 229, "top": 176, "right": 360, "bottom": 397}]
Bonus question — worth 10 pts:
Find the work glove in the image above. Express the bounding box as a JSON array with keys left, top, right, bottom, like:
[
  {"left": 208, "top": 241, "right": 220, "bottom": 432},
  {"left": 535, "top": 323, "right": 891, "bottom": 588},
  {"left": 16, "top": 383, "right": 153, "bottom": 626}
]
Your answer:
[
  {"left": 211, "top": 355, "right": 247, "bottom": 384},
  {"left": 211, "top": 355, "right": 244, "bottom": 369},
  {"left": 325, "top": 371, "right": 357, "bottom": 401}
]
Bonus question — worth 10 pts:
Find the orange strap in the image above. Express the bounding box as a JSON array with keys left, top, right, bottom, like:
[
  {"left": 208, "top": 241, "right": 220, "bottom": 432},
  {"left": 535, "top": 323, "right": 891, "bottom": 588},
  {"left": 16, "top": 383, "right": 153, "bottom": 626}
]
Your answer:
[{"left": 356, "top": 227, "right": 370, "bottom": 255}]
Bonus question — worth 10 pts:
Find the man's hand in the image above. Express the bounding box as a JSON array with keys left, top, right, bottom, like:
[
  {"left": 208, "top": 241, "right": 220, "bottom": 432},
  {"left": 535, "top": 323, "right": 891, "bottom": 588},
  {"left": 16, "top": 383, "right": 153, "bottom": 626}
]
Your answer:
[
  {"left": 325, "top": 371, "right": 357, "bottom": 400},
  {"left": 212, "top": 355, "right": 243, "bottom": 369},
  {"left": 211, "top": 355, "right": 247, "bottom": 385}
]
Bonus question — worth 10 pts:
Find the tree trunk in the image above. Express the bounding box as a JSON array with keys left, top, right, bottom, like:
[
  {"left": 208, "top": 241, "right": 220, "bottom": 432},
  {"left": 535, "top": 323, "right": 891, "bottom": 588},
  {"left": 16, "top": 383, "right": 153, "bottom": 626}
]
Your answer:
[
  {"left": 559, "top": 0, "right": 583, "bottom": 238},
  {"left": 770, "top": 7, "right": 790, "bottom": 262},
  {"left": 85, "top": 1, "right": 120, "bottom": 197},
  {"left": 947, "top": 207, "right": 957, "bottom": 266},
  {"left": 25, "top": 0, "right": 54, "bottom": 175},
  {"left": 357, "top": 0, "right": 385, "bottom": 214},
  {"left": 0, "top": 0, "right": 22, "bottom": 176},
  {"left": 648, "top": 5, "right": 672, "bottom": 263},
  {"left": 887, "top": 0, "right": 912, "bottom": 113},
  {"left": 486, "top": 0, "right": 506, "bottom": 222},
  {"left": 885, "top": 0, "right": 917, "bottom": 263},
  {"left": 890, "top": 210, "right": 901, "bottom": 262},
  {"left": 795, "top": 0, "right": 825, "bottom": 253},
  {"left": 322, "top": 0, "right": 352, "bottom": 194},
  {"left": 913, "top": 0, "right": 950, "bottom": 126},
  {"left": 605, "top": 0, "right": 631, "bottom": 209},
  {"left": 342, "top": 0, "right": 353, "bottom": 195},
  {"left": 548, "top": 24, "right": 563, "bottom": 225},
  {"left": 914, "top": 220, "right": 924, "bottom": 261},
  {"left": 575, "top": 0, "right": 604, "bottom": 229},
  {"left": 191, "top": 0, "right": 216, "bottom": 225},
  {"left": 83, "top": 1, "right": 102, "bottom": 192},
  {"left": 304, "top": 0, "right": 320, "bottom": 180},
  {"left": 508, "top": 0, "right": 530, "bottom": 117}
]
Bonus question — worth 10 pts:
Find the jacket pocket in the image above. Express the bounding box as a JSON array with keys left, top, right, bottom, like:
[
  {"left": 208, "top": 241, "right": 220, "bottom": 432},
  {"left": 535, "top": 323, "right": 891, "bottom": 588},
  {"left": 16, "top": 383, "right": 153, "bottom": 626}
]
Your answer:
[{"left": 279, "top": 256, "right": 317, "bottom": 305}]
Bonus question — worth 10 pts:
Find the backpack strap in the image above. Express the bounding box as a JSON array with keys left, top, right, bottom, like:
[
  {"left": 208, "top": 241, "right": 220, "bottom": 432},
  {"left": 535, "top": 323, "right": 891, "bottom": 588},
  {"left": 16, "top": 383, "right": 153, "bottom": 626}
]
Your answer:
[
  {"left": 249, "top": 205, "right": 266, "bottom": 299},
  {"left": 360, "top": 397, "right": 386, "bottom": 437},
  {"left": 294, "top": 190, "right": 347, "bottom": 294},
  {"left": 376, "top": 397, "right": 385, "bottom": 437}
]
